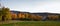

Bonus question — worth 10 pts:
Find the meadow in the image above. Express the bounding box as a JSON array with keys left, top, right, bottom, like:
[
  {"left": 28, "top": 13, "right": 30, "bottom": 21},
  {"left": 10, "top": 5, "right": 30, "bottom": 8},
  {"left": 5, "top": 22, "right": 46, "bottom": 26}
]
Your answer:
[{"left": 0, "top": 21, "right": 60, "bottom": 26}]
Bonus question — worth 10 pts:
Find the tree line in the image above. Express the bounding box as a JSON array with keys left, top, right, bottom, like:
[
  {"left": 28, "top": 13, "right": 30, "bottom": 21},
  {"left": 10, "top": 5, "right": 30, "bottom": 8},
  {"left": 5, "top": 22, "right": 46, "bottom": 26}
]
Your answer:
[{"left": 0, "top": 7, "right": 60, "bottom": 21}]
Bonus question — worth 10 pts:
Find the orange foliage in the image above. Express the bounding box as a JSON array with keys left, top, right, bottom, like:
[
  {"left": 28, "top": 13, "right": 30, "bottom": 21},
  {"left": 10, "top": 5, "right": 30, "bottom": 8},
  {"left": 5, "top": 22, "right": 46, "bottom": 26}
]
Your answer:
[
  {"left": 25, "top": 13, "right": 29, "bottom": 18},
  {"left": 48, "top": 15, "right": 59, "bottom": 20},
  {"left": 18, "top": 13, "right": 25, "bottom": 18},
  {"left": 28, "top": 14, "right": 43, "bottom": 21},
  {"left": 11, "top": 13, "right": 17, "bottom": 19},
  {"left": 36, "top": 15, "right": 43, "bottom": 20}
]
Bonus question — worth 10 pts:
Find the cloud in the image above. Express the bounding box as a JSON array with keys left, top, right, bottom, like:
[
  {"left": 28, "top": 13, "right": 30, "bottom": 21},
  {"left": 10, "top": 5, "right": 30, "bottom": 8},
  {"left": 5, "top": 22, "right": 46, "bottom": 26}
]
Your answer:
[{"left": 2, "top": 0, "right": 60, "bottom": 13}]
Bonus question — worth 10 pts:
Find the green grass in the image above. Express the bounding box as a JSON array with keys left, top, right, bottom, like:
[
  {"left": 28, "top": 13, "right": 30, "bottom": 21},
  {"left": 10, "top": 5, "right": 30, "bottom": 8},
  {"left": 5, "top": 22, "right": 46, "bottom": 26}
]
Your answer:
[{"left": 0, "top": 21, "right": 60, "bottom": 26}]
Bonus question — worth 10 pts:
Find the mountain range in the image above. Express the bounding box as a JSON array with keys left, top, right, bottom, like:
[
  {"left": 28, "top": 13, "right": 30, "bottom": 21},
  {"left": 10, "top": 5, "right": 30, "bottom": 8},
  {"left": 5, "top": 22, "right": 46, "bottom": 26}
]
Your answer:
[{"left": 10, "top": 10, "right": 60, "bottom": 16}]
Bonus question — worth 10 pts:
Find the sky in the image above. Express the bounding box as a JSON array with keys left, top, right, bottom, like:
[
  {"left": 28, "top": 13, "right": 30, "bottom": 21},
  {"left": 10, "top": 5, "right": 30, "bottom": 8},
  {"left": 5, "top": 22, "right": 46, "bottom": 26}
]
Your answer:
[{"left": 1, "top": 0, "right": 60, "bottom": 13}]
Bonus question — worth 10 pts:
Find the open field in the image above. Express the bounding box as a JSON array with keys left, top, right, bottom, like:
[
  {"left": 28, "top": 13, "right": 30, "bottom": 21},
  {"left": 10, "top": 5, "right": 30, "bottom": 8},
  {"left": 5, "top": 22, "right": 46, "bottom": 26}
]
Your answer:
[{"left": 0, "top": 21, "right": 60, "bottom": 26}]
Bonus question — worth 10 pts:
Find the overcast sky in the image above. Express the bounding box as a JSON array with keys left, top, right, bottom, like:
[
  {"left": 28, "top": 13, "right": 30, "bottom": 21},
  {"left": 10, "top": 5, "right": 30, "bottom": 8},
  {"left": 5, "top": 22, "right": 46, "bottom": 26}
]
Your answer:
[{"left": 1, "top": 0, "right": 60, "bottom": 13}]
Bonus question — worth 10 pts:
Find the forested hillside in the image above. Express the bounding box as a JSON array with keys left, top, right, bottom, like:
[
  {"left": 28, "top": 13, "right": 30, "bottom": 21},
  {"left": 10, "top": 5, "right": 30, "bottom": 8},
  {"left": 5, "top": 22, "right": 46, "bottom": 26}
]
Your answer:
[{"left": 0, "top": 7, "right": 60, "bottom": 21}]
